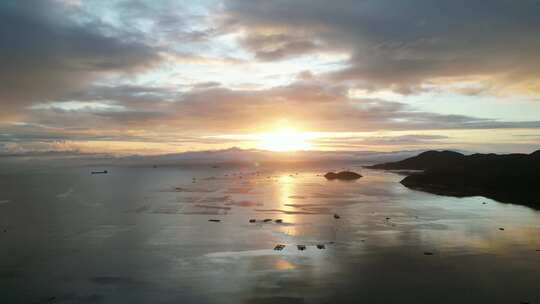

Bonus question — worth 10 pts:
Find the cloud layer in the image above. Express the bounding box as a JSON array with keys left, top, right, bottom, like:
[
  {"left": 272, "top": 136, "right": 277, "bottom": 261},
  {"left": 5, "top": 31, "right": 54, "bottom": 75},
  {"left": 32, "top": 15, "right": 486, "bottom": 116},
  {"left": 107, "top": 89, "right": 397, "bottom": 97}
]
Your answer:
[
  {"left": 1, "top": 0, "right": 540, "bottom": 155},
  {"left": 222, "top": 0, "right": 540, "bottom": 93},
  {"left": 0, "top": 0, "right": 160, "bottom": 115}
]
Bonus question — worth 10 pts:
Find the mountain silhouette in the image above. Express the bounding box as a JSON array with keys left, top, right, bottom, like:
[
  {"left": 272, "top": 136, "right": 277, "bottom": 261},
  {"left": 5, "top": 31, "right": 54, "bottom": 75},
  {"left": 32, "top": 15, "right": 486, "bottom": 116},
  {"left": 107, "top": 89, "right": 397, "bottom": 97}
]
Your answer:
[
  {"left": 367, "top": 150, "right": 466, "bottom": 170},
  {"left": 367, "top": 150, "right": 540, "bottom": 209}
]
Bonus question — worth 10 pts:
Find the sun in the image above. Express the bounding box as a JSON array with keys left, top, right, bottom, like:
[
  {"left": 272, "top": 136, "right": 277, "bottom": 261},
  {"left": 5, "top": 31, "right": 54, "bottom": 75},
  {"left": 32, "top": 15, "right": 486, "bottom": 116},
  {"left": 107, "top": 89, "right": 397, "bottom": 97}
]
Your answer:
[{"left": 257, "top": 128, "right": 313, "bottom": 151}]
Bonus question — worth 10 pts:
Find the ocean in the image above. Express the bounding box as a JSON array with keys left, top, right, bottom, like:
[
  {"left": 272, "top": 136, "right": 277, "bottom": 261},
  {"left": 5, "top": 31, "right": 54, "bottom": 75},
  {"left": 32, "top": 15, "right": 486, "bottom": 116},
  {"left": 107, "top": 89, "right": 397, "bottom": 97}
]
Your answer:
[{"left": 0, "top": 163, "right": 539, "bottom": 303}]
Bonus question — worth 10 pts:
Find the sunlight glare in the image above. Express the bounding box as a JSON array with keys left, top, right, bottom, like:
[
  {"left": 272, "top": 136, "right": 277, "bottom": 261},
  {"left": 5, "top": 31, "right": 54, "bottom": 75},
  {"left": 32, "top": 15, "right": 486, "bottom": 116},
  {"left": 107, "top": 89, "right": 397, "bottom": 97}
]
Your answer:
[{"left": 257, "top": 128, "right": 313, "bottom": 151}]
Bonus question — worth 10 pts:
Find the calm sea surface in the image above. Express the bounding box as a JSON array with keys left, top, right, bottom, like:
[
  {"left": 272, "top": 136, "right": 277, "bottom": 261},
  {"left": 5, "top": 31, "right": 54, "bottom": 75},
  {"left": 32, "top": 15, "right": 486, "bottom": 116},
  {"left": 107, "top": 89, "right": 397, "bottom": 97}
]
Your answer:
[{"left": 1, "top": 164, "right": 539, "bottom": 303}]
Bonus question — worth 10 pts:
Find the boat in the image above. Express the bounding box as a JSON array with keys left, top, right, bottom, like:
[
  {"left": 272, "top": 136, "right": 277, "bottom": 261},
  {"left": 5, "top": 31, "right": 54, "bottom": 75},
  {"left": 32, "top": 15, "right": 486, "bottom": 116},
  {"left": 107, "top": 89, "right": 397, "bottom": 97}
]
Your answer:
[{"left": 91, "top": 170, "right": 108, "bottom": 174}]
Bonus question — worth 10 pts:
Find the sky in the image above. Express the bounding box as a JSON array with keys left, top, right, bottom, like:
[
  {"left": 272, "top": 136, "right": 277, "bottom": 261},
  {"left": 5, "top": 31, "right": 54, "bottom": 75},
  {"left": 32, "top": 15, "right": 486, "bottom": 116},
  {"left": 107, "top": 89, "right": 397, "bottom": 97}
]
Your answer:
[{"left": 1, "top": 0, "right": 540, "bottom": 155}]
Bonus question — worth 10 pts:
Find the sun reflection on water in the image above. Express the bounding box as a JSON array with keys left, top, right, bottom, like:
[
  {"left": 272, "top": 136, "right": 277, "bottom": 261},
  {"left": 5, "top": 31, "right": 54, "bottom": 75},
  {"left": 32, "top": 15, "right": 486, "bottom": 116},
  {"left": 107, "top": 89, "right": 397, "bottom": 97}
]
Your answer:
[{"left": 276, "top": 174, "right": 300, "bottom": 236}]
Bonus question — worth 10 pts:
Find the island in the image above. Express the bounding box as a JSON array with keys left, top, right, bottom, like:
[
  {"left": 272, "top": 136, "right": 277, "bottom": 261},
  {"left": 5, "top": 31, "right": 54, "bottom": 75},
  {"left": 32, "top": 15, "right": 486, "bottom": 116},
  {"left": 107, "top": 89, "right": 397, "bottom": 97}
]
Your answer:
[
  {"left": 366, "top": 150, "right": 540, "bottom": 209},
  {"left": 324, "top": 171, "right": 363, "bottom": 180}
]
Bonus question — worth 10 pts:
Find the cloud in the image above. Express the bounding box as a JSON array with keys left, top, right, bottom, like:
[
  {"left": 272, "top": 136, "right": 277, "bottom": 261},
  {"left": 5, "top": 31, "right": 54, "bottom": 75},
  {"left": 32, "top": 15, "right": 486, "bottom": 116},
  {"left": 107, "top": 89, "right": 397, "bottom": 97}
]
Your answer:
[
  {"left": 2, "top": 0, "right": 540, "bottom": 155},
  {"left": 0, "top": 0, "right": 161, "bottom": 116},
  {"left": 239, "top": 32, "right": 320, "bottom": 61},
  {"left": 16, "top": 79, "right": 540, "bottom": 134},
  {"left": 314, "top": 134, "right": 448, "bottom": 146},
  {"left": 168, "top": 80, "right": 539, "bottom": 132},
  {"left": 221, "top": 0, "right": 540, "bottom": 94}
]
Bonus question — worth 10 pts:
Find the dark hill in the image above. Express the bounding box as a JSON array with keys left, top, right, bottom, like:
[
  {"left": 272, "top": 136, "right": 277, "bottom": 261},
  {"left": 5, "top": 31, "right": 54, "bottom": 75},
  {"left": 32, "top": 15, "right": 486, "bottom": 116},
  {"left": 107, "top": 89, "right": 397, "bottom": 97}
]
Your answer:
[
  {"left": 365, "top": 150, "right": 465, "bottom": 170},
  {"left": 367, "top": 150, "right": 540, "bottom": 209}
]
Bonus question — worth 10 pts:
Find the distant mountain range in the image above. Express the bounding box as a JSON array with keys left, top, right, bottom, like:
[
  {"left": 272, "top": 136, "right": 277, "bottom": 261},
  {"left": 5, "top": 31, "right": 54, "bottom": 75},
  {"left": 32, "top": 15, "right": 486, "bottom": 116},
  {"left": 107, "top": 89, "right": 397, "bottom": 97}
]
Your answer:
[
  {"left": 0, "top": 147, "right": 427, "bottom": 168},
  {"left": 120, "top": 148, "right": 425, "bottom": 166},
  {"left": 367, "top": 150, "right": 540, "bottom": 208}
]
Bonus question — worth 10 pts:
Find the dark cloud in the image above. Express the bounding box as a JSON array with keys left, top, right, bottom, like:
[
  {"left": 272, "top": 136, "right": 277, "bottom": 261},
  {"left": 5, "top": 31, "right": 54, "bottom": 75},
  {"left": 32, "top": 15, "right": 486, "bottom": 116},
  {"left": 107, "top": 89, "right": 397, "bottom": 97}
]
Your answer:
[
  {"left": 116, "top": 0, "right": 216, "bottom": 43},
  {"left": 0, "top": 0, "right": 160, "bottom": 115},
  {"left": 222, "top": 0, "right": 540, "bottom": 93},
  {"left": 63, "top": 84, "right": 181, "bottom": 107},
  {"left": 239, "top": 33, "right": 320, "bottom": 61}
]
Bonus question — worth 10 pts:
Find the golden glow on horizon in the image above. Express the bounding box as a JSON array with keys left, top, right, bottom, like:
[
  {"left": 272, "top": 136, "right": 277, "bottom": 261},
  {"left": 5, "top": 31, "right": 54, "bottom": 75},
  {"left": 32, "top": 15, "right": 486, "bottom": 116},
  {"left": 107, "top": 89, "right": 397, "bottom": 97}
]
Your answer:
[
  {"left": 8, "top": 128, "right": 538, "bottom": 155},
  {"left": 257, "top": 128, "right": 313, "bottom": 151}
]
